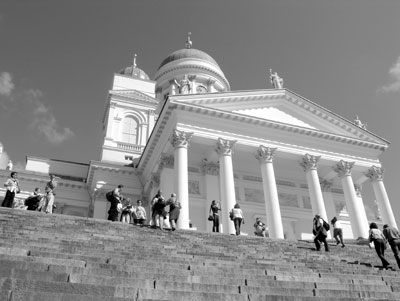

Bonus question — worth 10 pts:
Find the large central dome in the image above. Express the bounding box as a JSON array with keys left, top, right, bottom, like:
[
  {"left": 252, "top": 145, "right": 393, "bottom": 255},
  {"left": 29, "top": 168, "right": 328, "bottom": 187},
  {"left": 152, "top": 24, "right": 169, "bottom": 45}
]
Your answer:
[
  {"left": 154, "top": 33, "right": 230, "bottom": 102},
  {"left": 157, "top": 48, "right": 220, "bottom": 71}
]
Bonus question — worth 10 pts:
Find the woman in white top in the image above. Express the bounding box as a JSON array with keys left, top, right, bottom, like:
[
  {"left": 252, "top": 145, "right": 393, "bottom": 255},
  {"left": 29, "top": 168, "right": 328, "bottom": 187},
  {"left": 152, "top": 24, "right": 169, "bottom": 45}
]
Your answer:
[
  {"left": 331, "top": 216, "right": 345, "bottom": 248},
  {"left": 230, "top": 203, "right": 244, "bottom": 236},
  {"left": 1, "top": 172, "right": 20, "bottom": 208}
]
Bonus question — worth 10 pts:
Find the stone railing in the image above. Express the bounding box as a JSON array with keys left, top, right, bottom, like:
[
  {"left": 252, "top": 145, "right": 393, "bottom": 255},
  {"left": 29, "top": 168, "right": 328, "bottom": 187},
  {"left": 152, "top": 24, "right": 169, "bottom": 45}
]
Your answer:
[{"left": 116, "top": 142, "right": 145, "bottom": 152}]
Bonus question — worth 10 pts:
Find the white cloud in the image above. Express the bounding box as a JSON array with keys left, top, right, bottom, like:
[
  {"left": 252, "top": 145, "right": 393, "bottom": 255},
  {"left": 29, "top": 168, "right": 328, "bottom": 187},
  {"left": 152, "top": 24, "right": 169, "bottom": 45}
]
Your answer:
[
  {"left": 30, "top": 101, "right": 74, "bottom": 144},
  {"left": 0, "top": 72, "right": 15, "bottom": 96},
  {"left": 380, "top": 56, "right": 400, "bottom": 93}
]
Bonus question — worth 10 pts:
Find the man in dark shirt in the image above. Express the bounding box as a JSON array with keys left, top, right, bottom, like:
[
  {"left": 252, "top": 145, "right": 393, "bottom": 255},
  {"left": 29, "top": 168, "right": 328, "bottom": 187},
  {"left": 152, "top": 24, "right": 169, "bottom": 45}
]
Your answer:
[
  {"left": 107, "top": 185, "right": 123, "bottom": 222},
  {"left": 383, "top": 224, "right": 400, "bottom": 269}
]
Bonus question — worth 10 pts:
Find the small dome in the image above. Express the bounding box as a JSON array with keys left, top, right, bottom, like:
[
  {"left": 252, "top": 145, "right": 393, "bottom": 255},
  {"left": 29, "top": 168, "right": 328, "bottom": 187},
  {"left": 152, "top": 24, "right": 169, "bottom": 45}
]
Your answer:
[
  {"left": 119, "top": 66, "right": 150, "bottom": 80},
  {"left": 119, "top": 54, "right": 150, "bottom": 81},
  {"left": 158, "top": 48, "right": 220, "bottom": 71}
]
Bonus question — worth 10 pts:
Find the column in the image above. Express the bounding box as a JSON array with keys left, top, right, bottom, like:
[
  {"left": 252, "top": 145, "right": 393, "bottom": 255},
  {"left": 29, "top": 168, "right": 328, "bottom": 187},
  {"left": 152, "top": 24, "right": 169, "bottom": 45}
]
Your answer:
[
  {"left": 320, "top": 180, "right": 336, "bottom": 220},
  {"left": 170, "top": 129, "right": 193, "bottom": 230},
  {"left": 139, "top": 123, "right": 148, "bottom": 146},
  {"left": 299, "top": 154, "right": 328, "bottom": 221},
  {"left": 365, "top": 166, "right": 398, "bottom": 228},
  {"left": 215, "top": 138, "right": 237, "bottom": 235},
  {"left": 255, "top": 145, "right": 284, "bottom": 239},
  {"left": 333, "top": 160, "right": 369, "bottom": 238}
]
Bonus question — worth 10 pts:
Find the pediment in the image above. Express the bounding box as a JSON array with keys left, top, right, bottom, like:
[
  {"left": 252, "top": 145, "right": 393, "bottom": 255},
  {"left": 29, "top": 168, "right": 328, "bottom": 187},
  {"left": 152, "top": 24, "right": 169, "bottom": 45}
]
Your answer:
[{"left": 169, "top": 89, "right": 388, "bottom": 145}]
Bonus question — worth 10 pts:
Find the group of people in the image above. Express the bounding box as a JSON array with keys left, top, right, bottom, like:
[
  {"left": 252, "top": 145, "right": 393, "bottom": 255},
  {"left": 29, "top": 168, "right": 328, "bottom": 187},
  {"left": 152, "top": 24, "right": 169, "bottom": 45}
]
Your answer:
[
  {"left": 1, "top": 172, "right": 57, "bottom": 214},
  {"left": 106, "top": 185, "right": 147, "bottom": 225},
  {"left": 150, "top": 190, "right": 181, "bottom": 231},
  {"left": 368, "top": 222, "right": 400, "bottom": 270},
  {"left": 313, "top": 213, "right": 400, "bottom": 270},
  {"left": 313, "top": 214, "right": 346, "bottom": 252},
  {"left": 106, "top": 187, "right": 181, "bottom": 231},
  {"left": 208, "top": 201, "right": 268, "bottom": 237}
]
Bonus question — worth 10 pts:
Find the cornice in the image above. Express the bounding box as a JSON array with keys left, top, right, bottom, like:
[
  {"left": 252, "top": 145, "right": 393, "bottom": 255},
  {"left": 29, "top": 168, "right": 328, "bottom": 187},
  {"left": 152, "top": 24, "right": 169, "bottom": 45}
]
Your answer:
[
  {"left": 172, "top": 102, "right": 387, "bottom": 151},
  {"left": 168, "top": 89, "right": 389, "bottom": 146},
  {"left": 87, "top": 160, "right": 137, "bottom": 188}
]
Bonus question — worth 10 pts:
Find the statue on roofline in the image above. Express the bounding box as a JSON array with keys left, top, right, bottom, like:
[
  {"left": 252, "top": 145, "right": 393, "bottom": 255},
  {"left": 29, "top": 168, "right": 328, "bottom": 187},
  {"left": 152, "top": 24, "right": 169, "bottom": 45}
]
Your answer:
[
  {"left": 354, "top": 115, "right": 367, "bottom": 130},
  {"left": 269, "top": 69, "right": 284, "bottom": 89},
  {"left": 174, "top": 74, "right": 191, "bottom": 94}
]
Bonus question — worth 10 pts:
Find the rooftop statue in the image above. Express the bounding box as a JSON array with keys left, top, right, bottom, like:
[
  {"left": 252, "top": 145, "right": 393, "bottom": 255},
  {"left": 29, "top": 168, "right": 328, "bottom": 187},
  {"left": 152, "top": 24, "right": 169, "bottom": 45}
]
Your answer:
[
  {"left": 354, "top": 115, "right": 367, "bottom": 129},
  {"left": 174, "top": 74, "right": 191, "bottom": 94},
  {"left": 269, "top": 69, "right": 284, "bottom": 89}
]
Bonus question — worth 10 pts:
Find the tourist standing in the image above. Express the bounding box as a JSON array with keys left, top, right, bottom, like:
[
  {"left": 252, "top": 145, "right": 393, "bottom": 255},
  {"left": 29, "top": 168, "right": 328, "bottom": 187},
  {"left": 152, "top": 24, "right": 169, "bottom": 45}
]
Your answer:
[
  {"left": 151, "top": 190, "right": 166, "bottom": 230},
  {"left": 120, "top": 198, "right": 133, "bottom": 223},
  {"left": 1, "top": 172, "right": 20, "bottom": 208},
  {"left": 42, "top": 175, "right": 57, "bottom": 214},
  {"left": 209, "top": 200, "right": 221, "bottom": 233},
  {"left": 331, "top": 216, "right": 345, "bottom": 248},
  {"left": 313, "top": 214, "right": 329, "bottom": 252},
  {"left": 133, "top": 200, "right": 147, "bottom": 226},
  {"left": 167, "top": 193, "right": 181, "bottom": 231},
  {"left": 230, "top": 203, "right": 244, "bottom": 236},
  {"left": 383, "top": 224, "right": 400, "bottom": 269},
  {"left": 107, "top": 185, "right": 123, "bottom": 222},
  {"left": 369, "top": 222, "right": 391, "bottom": 269}
]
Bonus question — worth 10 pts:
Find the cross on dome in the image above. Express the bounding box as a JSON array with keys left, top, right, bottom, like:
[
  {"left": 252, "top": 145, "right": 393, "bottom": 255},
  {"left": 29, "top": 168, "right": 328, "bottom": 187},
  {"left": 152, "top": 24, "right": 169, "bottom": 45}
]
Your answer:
[
  {"left": 185, "top": 32, "right": 192, "bottom": 49},
  {"left": 133, "top": 53, "right": 137, "bottom": 68}
]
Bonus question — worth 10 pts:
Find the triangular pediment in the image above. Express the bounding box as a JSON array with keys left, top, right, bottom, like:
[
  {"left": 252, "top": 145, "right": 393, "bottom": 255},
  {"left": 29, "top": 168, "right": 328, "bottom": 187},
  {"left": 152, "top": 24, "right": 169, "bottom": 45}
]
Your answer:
[
  {"left": 169, "top": 89, "right": 388, "bottom": 145},
  {"left": 233, "top": 107, "right": 316, "bottom": 129}
]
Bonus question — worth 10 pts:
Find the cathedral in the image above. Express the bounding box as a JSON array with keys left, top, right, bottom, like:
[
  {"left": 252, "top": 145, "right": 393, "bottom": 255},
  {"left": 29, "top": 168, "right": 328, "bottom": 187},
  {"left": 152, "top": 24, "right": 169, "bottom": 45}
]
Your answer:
[{"left": 0, "top": 33, "right": 396, "bottom": 239}]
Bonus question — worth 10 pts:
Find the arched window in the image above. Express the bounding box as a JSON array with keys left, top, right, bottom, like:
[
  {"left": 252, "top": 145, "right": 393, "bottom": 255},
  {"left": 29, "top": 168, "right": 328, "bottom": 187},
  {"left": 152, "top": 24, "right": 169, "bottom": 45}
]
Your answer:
[{"left": 121, "top": 116, "right": 138, "bottom": 144}]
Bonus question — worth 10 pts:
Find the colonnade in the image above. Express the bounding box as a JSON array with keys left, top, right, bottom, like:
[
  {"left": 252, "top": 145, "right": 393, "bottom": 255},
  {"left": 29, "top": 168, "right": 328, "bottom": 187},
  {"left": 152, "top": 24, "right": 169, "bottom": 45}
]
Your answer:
[{"left": 164, "top": 129, "right": 397, "bottom": 238}]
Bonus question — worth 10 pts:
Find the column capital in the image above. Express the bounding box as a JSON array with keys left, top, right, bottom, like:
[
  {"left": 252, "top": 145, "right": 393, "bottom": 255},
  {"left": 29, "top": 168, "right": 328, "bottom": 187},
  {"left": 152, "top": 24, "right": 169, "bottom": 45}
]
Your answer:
[
  {"left": 365, "top": 165, "right": 384, "bottom": 181},
  {"left": 215, "top": 138, "right": 237, "bottom": 156},
  {"left": 255, "top": 145, "right": 277, "bottom": 163},
  {"left": 170, "top": 129, "right": 193, "bottom": 149},
  {"left": 159, "top": 153, "right": 174, "bottom": 169},
  {"left": 299, "top": 153, "right": 320, "bottom": 172},
  {"left": 320, "top": 179, "right": 333, "bottom": 192},
  {"left": 333, "top": 160, "right": 354, "bottom": 177},
  {"left": 201, "top": 159, "right": 219, "bottom": 176}
]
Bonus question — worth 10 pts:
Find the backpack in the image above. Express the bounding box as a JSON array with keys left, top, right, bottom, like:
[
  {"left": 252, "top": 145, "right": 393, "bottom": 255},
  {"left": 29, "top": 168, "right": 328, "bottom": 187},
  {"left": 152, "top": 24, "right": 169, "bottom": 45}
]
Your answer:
[
  {"left": 106, "top": 190, "right": 114, "bottom": 202},
  {"left": 323, "top": 219, "right": 330, "bottom": 231}
]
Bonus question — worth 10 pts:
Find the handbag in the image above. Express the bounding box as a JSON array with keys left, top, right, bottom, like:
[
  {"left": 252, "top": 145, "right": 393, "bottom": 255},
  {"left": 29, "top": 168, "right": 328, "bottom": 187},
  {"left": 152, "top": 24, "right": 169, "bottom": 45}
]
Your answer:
[{"left": 208, "top": 214, "right": 213, "bottom": 221}]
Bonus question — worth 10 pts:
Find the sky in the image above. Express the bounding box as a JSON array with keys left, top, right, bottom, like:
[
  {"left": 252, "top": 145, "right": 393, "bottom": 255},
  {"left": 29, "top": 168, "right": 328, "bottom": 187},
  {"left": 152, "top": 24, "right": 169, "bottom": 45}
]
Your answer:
[{"left": 0, "top": 0, "right": 399, "bottom": 220}]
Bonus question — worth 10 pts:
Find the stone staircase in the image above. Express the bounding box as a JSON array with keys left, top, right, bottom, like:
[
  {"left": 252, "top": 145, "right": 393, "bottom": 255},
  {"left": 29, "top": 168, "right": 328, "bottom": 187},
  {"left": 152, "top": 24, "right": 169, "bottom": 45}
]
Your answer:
[{"left": 1, "top": 208, "right": 400, "bottom": 300}]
